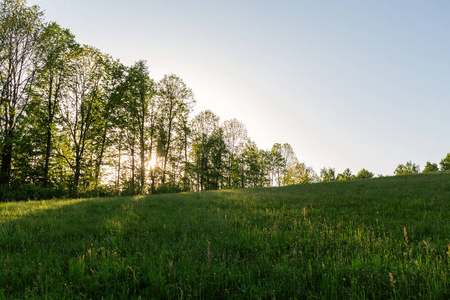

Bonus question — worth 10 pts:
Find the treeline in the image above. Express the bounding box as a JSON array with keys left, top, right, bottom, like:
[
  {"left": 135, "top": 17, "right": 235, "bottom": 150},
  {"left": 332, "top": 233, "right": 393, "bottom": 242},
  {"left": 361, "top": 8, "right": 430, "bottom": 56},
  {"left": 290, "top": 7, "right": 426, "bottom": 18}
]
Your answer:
[
  {"left": 1, "top": 0, "right": 324, "bottom": 201},
  {"left": 318, "top": 153, "right": 450, "bottom": 183},
  {"left": 394, "top": 154, "right": 450, "bottom": 175}
]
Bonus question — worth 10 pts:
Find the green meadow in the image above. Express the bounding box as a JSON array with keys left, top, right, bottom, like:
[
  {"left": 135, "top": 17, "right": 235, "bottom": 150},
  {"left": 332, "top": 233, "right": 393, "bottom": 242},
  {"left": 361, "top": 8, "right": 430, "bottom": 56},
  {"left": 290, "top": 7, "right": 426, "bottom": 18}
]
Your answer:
[{"left": 1, "top": 173, "right": 449, "bottom": 299}]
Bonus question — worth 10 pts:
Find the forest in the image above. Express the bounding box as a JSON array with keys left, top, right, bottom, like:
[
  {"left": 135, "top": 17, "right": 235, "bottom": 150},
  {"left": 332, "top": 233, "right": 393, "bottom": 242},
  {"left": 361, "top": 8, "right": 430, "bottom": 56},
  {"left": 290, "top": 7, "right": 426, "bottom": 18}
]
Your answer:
[
  {"left": 0, "top": 0, "right": 319, "bottom": 201},
  {"left": 1, "top": 0, "right": 449, "bottom": 201}
]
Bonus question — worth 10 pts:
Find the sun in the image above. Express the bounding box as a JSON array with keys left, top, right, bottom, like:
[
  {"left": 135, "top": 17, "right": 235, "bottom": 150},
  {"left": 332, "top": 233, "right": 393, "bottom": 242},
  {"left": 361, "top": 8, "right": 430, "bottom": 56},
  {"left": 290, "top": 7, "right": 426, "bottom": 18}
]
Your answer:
[{"left": 147, "top": 154, "right": 157, "bottom": 169}]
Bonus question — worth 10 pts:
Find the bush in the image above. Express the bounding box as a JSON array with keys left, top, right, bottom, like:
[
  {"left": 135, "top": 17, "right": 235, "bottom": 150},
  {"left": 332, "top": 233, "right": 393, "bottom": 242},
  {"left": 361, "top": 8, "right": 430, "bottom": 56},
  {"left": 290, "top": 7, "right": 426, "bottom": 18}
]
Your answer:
[
  {"left": 0, "top": 184, "right": 67, "bottom": 202},
  {"left": 154, "top": 183, "right": 183, "bottom": 194}
]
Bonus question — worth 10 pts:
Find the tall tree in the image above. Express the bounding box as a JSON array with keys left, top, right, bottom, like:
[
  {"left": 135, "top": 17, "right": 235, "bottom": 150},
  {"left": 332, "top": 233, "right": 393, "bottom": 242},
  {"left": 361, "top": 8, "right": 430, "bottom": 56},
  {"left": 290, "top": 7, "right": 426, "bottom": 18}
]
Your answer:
[
  {"left": 190, "top": 110, "right": 226, "bottom": 191},
  {"left": 268, "top": 143, "right": 285, "bottom": 187},
  {"left": 0, "top": 0, "right": 43, "bottom": 186},
  {"left": 57, "top": 45, "right": 107, "bottom": 196},
  {"left": 157, "top": 74, "right": 194, "bottom": 185},
  {"left": 121, "top": 60, "right": 155, "bottom": 194},
  {"left": 32, "top": 22, "right": 77, "bottom": 187},
  {"left": 241, "top": 141, "right": 268, "bottom": 188},
  {"left": 223, "top": 118, "right": 248, "bottom": 189},
  {"left": 91, "top": 57, "right": 125, "bottom": 189}
]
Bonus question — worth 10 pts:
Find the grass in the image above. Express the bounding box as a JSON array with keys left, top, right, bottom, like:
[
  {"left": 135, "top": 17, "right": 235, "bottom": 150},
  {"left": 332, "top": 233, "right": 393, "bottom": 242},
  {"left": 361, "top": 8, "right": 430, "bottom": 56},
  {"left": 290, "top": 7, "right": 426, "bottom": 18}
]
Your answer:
[{"left": 1, "top": 172, "right": 450, "bottom": 299}]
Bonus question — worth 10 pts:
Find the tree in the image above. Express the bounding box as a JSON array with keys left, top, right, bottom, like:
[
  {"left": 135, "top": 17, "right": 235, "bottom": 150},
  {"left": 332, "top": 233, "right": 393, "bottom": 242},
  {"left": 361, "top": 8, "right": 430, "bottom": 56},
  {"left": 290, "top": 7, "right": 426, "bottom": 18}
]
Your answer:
[
  {"left": 337, "top": 168, "right": 354, "bottom": 181},
  {"left": 283, "top": 162, "right": 317, "bottom": 185},
  {"left": 320, "top": 167, "right": 336, "bottom": 182},
  {"left": 120, "top": 60, "right": 155, "bottom": 193},
  {"left": 190, "top": 110, "right": 226, "bottom": 191},
  {"left": 355, "top": 168, "right": 374, "bottom": 179},
  {"left": 394, "top": 161, "right": 420, "bottom": 175},
  {"left": 241, "top": 141, "right": 268, "bottom": 188},
  {"left": 223, "top": 118, "right": 248, "bottom": 189},
  {"left": 156, "top": 74, "right": 194, "bottom": 185},
  {"left": 440, "top": 153, "right": 450, "bottom": 171},
  {"left": 268, "top": 143, "right": 285, "bottom": 187},
  {"left": 0, "top": 0, "right": 44, "bottom": 186},
  {"left": 91, "top": 57, "right": 126, "bottom": 190},
  {"left": 56, "top": 45, "right": 107, "bottom": 196},
  {"left": 281, "top": 143, "right": 298, "bottom": 177},
  {"left": 31, "top": 22, "right": 77, "bottom": 187},
  {"left": 423, "top": 161, "right": 439, "bottom": 173},
  {"left": 268, "top": 142, "right": 298, "bottom": 187}
]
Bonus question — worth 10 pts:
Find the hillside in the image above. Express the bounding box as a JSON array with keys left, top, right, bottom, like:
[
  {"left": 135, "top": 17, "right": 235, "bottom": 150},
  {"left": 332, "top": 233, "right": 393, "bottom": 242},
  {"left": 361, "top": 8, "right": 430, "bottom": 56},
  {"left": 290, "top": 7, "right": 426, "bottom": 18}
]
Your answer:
[{"left": 1, "top": 172, "right": 449, "bottom": 299}]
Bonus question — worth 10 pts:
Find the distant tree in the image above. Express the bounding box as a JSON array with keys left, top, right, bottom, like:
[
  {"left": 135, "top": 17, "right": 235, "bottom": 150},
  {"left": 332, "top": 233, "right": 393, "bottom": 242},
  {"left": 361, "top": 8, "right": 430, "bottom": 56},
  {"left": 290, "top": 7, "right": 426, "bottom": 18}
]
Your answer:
[
  {"left": 355, "top": 168, "right": 374, "bottom": 179},
  {"left": 241, "top": 141, "right": 268, "bottom": 188},
  {"left": 283, "top": 162, "right": 317, "bottom": 185},
  {"left": 440, "top": 153, "right": 450, "bottom": 171},
  {"left": 281, "top": 143, "right": 298, "bottom": 174},
  {"left": 394, "top": 161, "right": 420, "bottom": 175},
  {"left": 320, "top": 167, "right": 336, "bottom": 182},
  {"left": 336, "top": 168, "right": 354, "bottom": 181},
  {"left": 223, "top": 118, "right": 248, "bottom": 189},
  {"left": 423, "top": 161, "right": 439, "bottom": 173},
  {"left": 268, "top": 143, "right": 285, "bottom": 187},
  {"left": 190, "top": 110, "right": 226, "bottom": 191}
]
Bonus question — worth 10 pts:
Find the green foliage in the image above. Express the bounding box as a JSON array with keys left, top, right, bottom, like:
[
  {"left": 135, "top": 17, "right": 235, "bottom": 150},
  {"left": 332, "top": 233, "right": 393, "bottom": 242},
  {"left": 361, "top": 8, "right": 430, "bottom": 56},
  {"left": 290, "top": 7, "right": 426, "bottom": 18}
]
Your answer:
[
  {"left": 1, "top": 173, "right": 450, "bottom": 298},
  {"left": 190, "top": 110, "right": 227, "bottom": 191},
  {"left": 0, "top": 184, "right": 66, "bottom": 201},
  {"left": 283, "top": 162, "right": 317, "bottom": 185},
  {"left": 394, "top": 161, "right": 420, "bottom": 175},
  {"left": 0, "top": 0, "right": 44, "bottom": 186},
  {"left": 423, "top": 161, "right": 439, "bottom": 173},
  {"left": 336, "top": 168, "right": 354, "bottom": 181},
  {"left": 222, "top": 119, "right": 249, "bottom": 189},
  {"left": 268, "top": 143, "right": 285, "bottom": 187},
  {"left": 440, "top": 153, "right": 450, "bottom": 171},
  {"left": 355, "top": 168, "right": 374, "bottom": 179},
  {"left": 320, "top": 167, "right": 336, "bottom": 182},
  {"left": 241, "top": 141, "right": 268, "bottom": 188}
]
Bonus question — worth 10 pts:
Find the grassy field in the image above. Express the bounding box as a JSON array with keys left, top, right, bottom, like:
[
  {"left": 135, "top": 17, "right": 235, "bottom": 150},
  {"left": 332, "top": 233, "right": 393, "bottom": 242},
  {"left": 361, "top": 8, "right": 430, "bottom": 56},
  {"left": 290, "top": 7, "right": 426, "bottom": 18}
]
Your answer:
[{"left": 1, "top": 173, "right": 450, "bottom": 299}]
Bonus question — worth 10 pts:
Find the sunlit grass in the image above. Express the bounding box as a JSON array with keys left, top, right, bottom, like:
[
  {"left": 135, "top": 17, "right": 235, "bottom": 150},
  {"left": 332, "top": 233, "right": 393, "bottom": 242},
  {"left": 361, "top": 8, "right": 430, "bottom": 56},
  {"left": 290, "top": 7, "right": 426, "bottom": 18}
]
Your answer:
[{"left": 1, "top": 172, "right": 449, "bottom": 299}]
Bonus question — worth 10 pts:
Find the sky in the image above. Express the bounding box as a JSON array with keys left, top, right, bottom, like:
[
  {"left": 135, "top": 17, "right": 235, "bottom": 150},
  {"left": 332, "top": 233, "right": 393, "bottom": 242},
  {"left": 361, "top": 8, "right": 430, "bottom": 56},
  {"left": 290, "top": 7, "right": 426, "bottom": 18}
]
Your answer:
[{"left": 28, "top": 0, "right": 450, "bottom": 176}]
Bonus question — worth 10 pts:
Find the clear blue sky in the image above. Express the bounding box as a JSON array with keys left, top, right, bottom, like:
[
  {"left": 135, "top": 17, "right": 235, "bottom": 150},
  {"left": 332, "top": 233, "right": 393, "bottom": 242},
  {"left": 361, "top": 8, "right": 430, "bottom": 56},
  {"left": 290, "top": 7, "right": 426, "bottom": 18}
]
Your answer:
[{"left": 28, "top": 0, "right": 450, "bottom": 176}]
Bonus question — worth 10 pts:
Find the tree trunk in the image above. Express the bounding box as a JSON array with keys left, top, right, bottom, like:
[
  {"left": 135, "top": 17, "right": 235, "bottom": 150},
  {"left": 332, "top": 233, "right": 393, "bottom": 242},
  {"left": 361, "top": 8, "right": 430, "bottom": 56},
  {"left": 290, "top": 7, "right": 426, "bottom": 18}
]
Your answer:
[
  {"left": 94, "top": 125, "right": 108, "bottom": 188},
  {"left": 139, "top": 133, "right": 145, "bottom": 194},
  {"left": 0, "top": 133, "right": 13, "bottom": 187},
  {"left": 43, "top": 126, "right": 52, "bottom": 187},
  {"left": 162, "top": 119, "right": 172, "bottom": 184},
  {"left": 43, "top": 76, "right": 54, "bottom": 187},
  {"left": 131, "top": 145, "right": 135, "bottom": 193},
  {"left": 72, "top": 157, "right": 81, "bottom": 197},
  {"left": 162, "top": 103, "right": 174, "bottom": 185},
  {"left": 149, "top": 136, "right": 155, "bottom": 193},
  {"left": 117, "top": 146, "right": 121, "bottom": 191}
]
